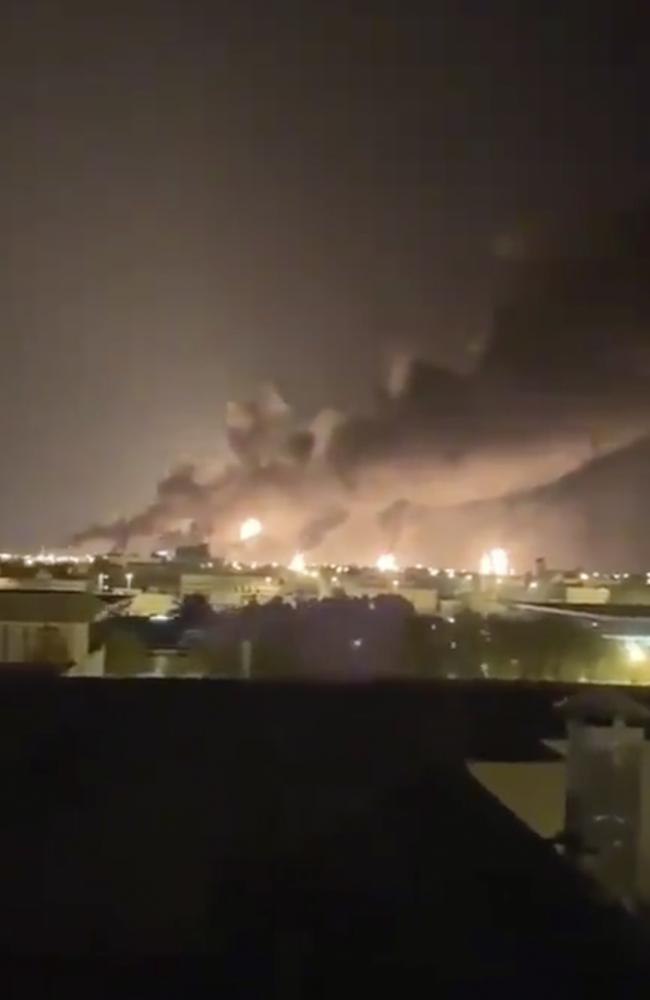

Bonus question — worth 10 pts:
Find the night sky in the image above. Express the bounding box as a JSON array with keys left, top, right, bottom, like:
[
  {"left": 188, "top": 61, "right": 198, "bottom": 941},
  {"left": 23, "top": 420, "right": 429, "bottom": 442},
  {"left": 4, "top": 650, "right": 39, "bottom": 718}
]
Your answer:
[{"left": 1, "top": 2, "right": 648, "bottom": 549}]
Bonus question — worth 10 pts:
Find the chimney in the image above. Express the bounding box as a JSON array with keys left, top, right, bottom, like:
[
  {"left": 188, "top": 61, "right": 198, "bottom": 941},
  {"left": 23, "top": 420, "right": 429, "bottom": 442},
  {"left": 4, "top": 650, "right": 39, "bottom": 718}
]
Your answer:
[{"left": 557, "top": 690, "right": 650, "bottom": 908}]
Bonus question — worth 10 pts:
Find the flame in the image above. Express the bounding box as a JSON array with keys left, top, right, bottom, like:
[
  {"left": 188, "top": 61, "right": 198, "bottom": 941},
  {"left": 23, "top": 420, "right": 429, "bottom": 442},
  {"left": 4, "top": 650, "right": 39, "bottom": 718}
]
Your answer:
[
  {"left": 376, "top": 552, "right": 398, "bottom": 573},
  {"left": 479, "top": 547, "right": 510, "bottom": 576},
  {"left": 289, "top": 551, "right": 306, "bottom": 573},
  {"left": 239, "top": 517, "right": 262, "bottom": 541}
]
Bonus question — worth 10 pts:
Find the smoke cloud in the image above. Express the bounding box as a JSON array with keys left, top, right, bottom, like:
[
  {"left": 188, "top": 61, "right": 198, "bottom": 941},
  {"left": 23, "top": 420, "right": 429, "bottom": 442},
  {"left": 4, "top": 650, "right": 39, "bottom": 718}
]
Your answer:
[
  {"left": 73, "top": 204, "right": 650, "bottom": 566},
  {"left": 72, "top": 356, "right": 650, "bottom": 565}
]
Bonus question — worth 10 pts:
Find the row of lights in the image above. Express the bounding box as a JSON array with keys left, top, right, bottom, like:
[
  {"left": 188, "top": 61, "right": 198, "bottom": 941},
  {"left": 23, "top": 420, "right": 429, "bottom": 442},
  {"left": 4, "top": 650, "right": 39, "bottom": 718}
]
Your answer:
[
  {"left": 0, "top": 552, "right": 95, "bottom": 565},
  {"left": 4, "top": 543, "right": 648, "bottom": 585}
]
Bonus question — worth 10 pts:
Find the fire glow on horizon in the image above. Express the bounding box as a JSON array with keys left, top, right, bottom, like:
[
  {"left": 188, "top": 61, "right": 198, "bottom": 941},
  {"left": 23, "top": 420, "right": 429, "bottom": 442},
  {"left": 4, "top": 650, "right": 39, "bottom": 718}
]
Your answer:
[
  {"left": 479, "top": 547, "right": 511, "bottom": 576},
  {"left": 239, "top": 517, "right": 263, "bottom": 542},
  {"left": 289, "top": 551, "right": 306, "bottom": 573},
  {"left": 376, "top": 552, "right": 398, "bottom": 573}
]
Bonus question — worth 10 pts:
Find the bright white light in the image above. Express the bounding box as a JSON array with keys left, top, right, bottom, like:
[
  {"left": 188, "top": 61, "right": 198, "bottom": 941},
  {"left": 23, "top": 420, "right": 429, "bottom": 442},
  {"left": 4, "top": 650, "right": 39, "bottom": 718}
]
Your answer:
[
  {"left": 151, "top": 614, "right": 170, "bottom": 622},
  {"left": 624, "top": 641, "right": 646, "bottom": 665},
  {"left": 125, "top": 572, "right": 134, "bottom": 589},
  {"left": 289, "top": 552, "right": 306, "bottom": 573},
  {"left": 351, "top": 638, "right": 363, "bottom": 648},
  {"left": 239, "top": 518, "right": 262, "bottom": 542},
  {"left": 479, "top": 547, "right": 510, "bottom": 576},
  {"left": 490, "top": 548, "right": 509, "bottom": 576},
  {"left": 529, "top": 581, "right": 539, "bottom": 589},
  {"left": 446, "top": 569, "right": 456, "bottom": 579},
  {"left": 376, "top": 553, "right": 398, "bottom": 573}
]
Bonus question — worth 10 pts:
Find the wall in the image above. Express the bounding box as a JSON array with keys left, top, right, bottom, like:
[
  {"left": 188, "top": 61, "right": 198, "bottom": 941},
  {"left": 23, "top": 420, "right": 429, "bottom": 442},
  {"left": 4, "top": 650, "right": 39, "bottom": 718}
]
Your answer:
[
  {"left": 469, "top": 761, "right": 565, "bottom": 840},
  {"left": 180, "top": 573, "right": 283, "bottom": 606},
  {"left": 68, "top": 645, "right": 105, "bottom": 677},
  {"left": 0, "top": 620, "right": 91, "bottom": 672},
  {"left": 473, "top": 743, "right": 650, "bottom": 908},
  {"left": 565, "top": 586, "right": 610, "bottom": 604},
  {"left": 127, "top": 592, "right": 177, "bottom": 617}
]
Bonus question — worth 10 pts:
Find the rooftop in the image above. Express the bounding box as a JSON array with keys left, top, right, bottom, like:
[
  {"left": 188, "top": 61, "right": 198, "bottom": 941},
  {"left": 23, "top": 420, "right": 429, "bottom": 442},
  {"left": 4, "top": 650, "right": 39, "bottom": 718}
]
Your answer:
[
  {"left": 1, "top": 678, "right": 649, "bottom": 986},
  {"left": 0, "top": 590, "right": 107, "bottom": 623}
]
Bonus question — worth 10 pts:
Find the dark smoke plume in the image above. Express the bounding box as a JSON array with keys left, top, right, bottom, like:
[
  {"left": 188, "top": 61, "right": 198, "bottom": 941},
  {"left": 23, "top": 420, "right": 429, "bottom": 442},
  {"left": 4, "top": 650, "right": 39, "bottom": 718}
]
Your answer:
[{"left": 73, "top": 204, "right": 650, "bottom": 566}]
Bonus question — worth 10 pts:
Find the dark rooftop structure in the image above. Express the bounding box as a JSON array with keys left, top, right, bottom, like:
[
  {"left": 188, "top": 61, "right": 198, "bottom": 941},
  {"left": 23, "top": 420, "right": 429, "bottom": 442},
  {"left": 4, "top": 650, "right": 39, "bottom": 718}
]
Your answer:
[
  {"left": 1, "top": 679, "right": 648, "bottom": 990},
  {"left": 0, "top": 589, "right": 107, "bottom": 623}
]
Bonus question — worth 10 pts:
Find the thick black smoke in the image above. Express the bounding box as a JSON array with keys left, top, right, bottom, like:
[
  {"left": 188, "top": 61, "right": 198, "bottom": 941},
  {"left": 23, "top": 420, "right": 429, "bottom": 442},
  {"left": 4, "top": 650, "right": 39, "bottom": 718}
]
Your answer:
[{"left": 73, "top": 204, "right": 650, "bottom": 566}]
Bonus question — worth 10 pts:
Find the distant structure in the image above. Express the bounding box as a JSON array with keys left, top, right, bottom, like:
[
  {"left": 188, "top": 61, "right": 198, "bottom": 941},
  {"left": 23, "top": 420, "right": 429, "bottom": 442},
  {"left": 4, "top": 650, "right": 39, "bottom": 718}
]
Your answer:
[
  {"left": 322, "top": 569, "right": 438, "bottom": 615},
  {"left": 534, "top": 556, "right": 548, "bottom": 579},
  {"left": 179, "top": 571, "right": 284, "bottom": 608},
  {"left": 174, "top": 543, "right": 210, "bottom": 563}
]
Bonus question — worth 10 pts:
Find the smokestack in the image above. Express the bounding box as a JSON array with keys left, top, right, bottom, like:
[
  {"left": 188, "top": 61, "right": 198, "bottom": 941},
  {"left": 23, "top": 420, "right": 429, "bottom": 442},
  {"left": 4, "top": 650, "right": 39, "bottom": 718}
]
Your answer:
[{"left": 534, "top": 556, "right": 548, "bottom": 579}]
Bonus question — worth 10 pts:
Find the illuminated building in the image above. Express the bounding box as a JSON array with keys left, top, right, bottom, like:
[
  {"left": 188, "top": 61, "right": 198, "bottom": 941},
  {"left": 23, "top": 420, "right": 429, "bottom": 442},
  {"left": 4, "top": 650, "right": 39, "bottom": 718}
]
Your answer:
[{"left": 180, "top": 571, "right": 283, "bottom": 607}]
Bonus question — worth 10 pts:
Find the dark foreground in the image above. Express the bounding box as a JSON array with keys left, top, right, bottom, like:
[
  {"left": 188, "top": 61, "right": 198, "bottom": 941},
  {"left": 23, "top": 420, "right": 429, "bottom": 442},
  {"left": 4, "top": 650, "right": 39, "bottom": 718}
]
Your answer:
[{"left": 1, "top": 678, "right": 648, "bottom": 993}]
